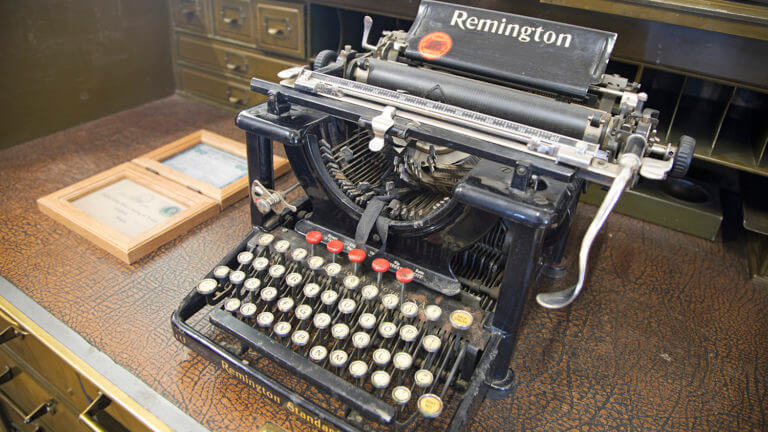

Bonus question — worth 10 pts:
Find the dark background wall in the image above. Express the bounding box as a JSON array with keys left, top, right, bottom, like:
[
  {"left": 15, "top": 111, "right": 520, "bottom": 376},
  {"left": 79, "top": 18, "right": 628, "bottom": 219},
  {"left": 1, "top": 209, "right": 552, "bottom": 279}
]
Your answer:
[{"left": 0, "top": 0, "right": 174, "bottom": 150}]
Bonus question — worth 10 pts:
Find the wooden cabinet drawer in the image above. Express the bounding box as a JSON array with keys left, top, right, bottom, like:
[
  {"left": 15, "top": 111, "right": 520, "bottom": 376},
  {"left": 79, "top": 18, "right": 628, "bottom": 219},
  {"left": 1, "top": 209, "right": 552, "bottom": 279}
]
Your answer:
[
  {"left": 212, "top": 0, "right": 256, "bottom": 43},
  {"left": 178, "top": 34, "right": 299, "bottom": 78},
  {"left": 256, "top": 1, "right": 305, "bottom": 58},
  {"left": 181, "top": 66, "right": 266, "bottom": 108},
  {"left": 170, "top": 0, "right": 210, "bottom": 34}
]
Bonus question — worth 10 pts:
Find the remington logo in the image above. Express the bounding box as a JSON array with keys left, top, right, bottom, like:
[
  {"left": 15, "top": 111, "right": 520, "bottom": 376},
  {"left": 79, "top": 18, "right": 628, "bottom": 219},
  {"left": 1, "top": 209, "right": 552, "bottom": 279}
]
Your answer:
[{"left": 450, "top": 10, "right": 573, "bottom": 48}]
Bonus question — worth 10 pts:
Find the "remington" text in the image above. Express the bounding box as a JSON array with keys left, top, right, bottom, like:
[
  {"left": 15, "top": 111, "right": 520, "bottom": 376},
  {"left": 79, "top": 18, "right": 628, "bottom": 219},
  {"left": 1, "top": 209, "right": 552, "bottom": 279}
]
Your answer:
[{"left": 450, "top": 10, "right": 573, "bottom": 48}]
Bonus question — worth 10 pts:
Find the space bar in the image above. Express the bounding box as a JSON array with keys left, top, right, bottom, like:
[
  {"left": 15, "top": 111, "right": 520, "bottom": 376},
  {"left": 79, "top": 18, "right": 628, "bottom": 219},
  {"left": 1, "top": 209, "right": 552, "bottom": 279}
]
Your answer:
[{"left": 209, "top": 308, "right": 395, "bottom": 423}]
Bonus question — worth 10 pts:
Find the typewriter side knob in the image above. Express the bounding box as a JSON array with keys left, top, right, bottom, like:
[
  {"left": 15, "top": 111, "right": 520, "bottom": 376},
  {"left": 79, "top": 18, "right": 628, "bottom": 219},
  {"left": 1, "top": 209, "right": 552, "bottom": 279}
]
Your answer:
[{"left": 670, "top": 135, "right": 696, "bottom": 178}]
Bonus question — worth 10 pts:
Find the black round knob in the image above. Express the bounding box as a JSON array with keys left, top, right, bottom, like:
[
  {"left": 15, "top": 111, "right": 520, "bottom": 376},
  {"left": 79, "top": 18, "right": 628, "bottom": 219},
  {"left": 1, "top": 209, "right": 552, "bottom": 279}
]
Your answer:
[
  {"left": 670, "top": 135, "right": 695, "bottom": 178},
  {"left": 313, "top": 50, "right": 338, "bottom": 70}
]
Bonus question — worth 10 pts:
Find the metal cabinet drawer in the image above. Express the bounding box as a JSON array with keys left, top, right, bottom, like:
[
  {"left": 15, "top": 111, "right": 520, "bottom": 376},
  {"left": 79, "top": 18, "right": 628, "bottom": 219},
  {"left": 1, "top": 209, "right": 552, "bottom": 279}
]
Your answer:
[
  {"left": 256, "top": 1, "right": 305, "bottom": 58},
  {"left": 181, "top": 66, "right": 265, "bottom": 108},
  {"left": 171, "top": 0, "right": 210, "bottom": 34},
  {"left": 213, "top": 0, "right": 256, "bottom": 43},
  {"left": 178, "top": 34, "right": 299, "bottom": 78}
]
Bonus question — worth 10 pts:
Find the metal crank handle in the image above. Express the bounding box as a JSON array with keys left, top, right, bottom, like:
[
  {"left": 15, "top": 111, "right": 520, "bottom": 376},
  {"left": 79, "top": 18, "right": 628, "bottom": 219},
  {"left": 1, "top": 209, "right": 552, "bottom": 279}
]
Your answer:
[
  {"left": 251, "top": 180, "right": 300, "bottom": 214},
  {"left": 536, "top": 153, "right": 641, "bottom": 309}
]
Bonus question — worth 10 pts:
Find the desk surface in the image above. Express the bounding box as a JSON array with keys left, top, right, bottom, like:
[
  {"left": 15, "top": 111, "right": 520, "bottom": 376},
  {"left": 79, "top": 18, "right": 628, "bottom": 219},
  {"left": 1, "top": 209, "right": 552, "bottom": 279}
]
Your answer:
[{"left": 1, "top": 95, "right": 766, "bottom": 432}]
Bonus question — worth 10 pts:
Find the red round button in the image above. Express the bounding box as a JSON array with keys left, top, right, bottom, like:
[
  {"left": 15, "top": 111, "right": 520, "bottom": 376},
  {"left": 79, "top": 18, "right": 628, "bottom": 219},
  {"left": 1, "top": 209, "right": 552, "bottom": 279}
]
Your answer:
[
  {"left": 348, "top": 248, "right": 366, "bottom": 263},
  {"left": 396, "top": 268, "right": 414, "bottom": 283},
  {"left": 372, "top": 258, "right": 390, "bottom": 273},
  {"left": 305, "top": 231, "right": 322, "bottom": 245},
  {"left": 327, "top": 240, "right": 344, "bottom": 254}
]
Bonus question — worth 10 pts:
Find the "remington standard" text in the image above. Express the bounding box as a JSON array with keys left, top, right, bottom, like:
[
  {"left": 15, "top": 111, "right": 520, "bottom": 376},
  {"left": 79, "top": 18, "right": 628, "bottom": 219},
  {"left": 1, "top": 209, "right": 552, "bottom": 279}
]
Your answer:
[{"left": 450, "top": 10, "right": 573, "bottom": 48}]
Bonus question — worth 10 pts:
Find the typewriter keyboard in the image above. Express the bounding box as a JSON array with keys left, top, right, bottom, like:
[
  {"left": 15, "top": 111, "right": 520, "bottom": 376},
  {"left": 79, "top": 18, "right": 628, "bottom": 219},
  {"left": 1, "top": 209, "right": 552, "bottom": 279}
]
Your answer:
[{"left": 196, "top": 228, "right": 489, "bottom": 425}]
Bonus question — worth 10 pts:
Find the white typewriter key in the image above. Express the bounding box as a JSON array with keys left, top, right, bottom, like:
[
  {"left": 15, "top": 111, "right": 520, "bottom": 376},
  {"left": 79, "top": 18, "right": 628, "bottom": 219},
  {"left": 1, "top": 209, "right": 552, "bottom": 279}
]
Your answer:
[
  {"left": 309, "top": 345, "right": 328, "bottom": 362},
  {"left": 325, "top": 263, "right": 342, "bottom": 278},
  {"left": 391, "top": 386, "right": 411, "bottom": 405},
  {"left": 331, "top": 323, "right": 350, "bottom": 340},
  {"left": 400, "top": 301, "right": 419, "bottom": 319},
  {"left": 244, "top": 278, "right": 261, "bottom": 292},
  {"left": 257, "top": 233, "right": 275, "bottom": 247},
  {"left": 303, "top": 282, "right": 321, "bottom": 299},
  {"left": 256, "top": 311, "right": 275, "bottom": 328},
  {"left": 361, "top": 285, "right": 379, "bottom": 301},
  {"left": 196, "top": 278, "right": 218, "bottom": 295},
  {"left": 237, "top": 251, "right": 254, "bottom": 266},
  {"left": 399, "top": 324, "right": 419, "bottom": 343},
  {"left": 321, "top": 290, "right": 339, "bottom": 306},
  {"left": 239, "top": 302, "right": 258, "bottom": 318},
  {"left": 381, "top": 294, "right": 399, "bottom": 310},
  {"left": 229, "top": 270, "right": 246, "bottom": 286},
  {"left": 252, "top": 257, "right": 270, "bottom": 272},
  {"left": 414, "top": 369, "right": 434, "bottom": 388},
  {"left": 277, "top": 297, "right": 295, "bottom": 313},
  {"left": 294, "top": 304, "right": 313, "bottom": 321},
  {"left": 260, "top": 287, "right": 278, "bottom": 302},
  {"left": 213, "top": 266, "right": 230, "bottom": 282},
  {"left": 418, "top": 394, "right": 444, "bottom": 418},
  {"left": 338, "top": 298, "right": 357, "bottom": 315},
  {"left": 393, "top": 352, "right": 413, "bottom": 370},
  {"left": 285, "top": 272, "right": 303, "bottom": 288},
  {"left": 371, "top": 370, "right": 391, "bottom": 389},
  {"left": 313, "top": 312, "right": 331, "bottom": 329},
  {"left": 273, "top": 321, "right": 292, "bottom": 337},
  {"left": 224, "top": 298, "right": 241, "bottom": 313},
  {"left": 308, "top": 256, "right": 325, "bottom": 271},
  {"left": 268, "top": 264, "right": 286, "bottom": 279},
  {"left": 352, "top": 332, "right": 370, "bottom": 349},
  {"left": 291, "top": 248, "right": 308, "bottom": 262},
  {"left": 424, "top": 305, "right": 442, "bottom": 322},
  {"left": 358, "top": 313, "right": 377, "bottom": 330},
  {"left": 372, "top": 348, "right": 391, "bottom": 367},
  {"left": 378, "top": 322, "right": 397, "bottom": 339},
  {"left": 449, "top": 310, "right": 474, "bottom": 331},
  {"left": 343, "top": 275, "right": 360, "bottom": 291},
  {"left": 274, "top": 239, "right": 290, "bottom": 254},
  {"left": 348, "top": 360, "right": 369, "bottom": 378},
  {"left": 291, "top": 330, "right": 310, "bottom": 347},
  {"left": 329, "top": 350, "right": 349, "bottom": 368},
  {"left": 422, "top": 335, "right": 442, "bottom": 353}
]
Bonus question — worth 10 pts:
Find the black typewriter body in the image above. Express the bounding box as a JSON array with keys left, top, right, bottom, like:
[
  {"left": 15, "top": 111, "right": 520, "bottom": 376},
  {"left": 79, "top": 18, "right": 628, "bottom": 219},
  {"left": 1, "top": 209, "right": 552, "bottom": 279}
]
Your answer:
[{"left": 172, "top": 2, "right": 694, "bottom": 430}]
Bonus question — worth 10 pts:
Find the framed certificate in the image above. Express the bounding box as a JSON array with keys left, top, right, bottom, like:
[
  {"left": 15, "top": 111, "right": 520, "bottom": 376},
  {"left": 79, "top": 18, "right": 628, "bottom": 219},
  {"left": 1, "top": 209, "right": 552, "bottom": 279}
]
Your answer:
[{"left": 37, "top": 163, "right": 219, "bottom": 264}]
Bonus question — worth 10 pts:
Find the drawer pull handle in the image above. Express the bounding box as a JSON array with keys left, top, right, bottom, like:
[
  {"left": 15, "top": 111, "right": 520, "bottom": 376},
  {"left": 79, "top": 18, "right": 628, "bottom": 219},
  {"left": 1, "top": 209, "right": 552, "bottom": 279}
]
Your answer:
[
  {"left": 222, "top": 16, "right": 238, "bottom": 24},
  {"left": 228, "top": 96, "right": 242, "bottom": 104},
  {"left": 226, "top": 63, "right": 239, "bottom": 70},
  {"left": 267, "top": 27, "right": 284, "bottom": 36},
  {"left": 264, "top": 17, "right": 290, "bottom": 38},
  {"left": 0, "top": 367, "right": 56, "bottom": 424},
  {"left": 221, "top": 5, "right": 245, "bottom": 26},
  {"left": 78, "top": 392, "right": 112, "bottom": 432}
]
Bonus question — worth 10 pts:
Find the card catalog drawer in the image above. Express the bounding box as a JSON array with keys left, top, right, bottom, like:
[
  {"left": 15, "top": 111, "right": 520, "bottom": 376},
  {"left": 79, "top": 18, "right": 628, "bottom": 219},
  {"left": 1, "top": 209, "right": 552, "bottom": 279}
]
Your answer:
[
  {"left": 256, "top": 1, "right": 305, "bottom": 58},
  {"left": 213, "top": 0, "right": 256, "bottom": 43},
  {"left": 171, "top": 0, "right": 210, "bottom": 34},
  {"left": 181, "top": 67, "right": 265, "bottom": 108}
]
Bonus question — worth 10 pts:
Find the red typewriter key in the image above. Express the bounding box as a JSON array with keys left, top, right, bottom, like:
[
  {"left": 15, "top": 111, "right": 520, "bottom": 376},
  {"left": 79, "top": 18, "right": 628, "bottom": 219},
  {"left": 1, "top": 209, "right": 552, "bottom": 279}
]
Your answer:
[
  {"left": 372, "top": 258, "right": 390, "bottom": 286},
  {"left": 348, "top": 248, "right": 366, "bottom": 274},
  {"left": 327, "top": 240, "right": 344, "bottom": 263},
  {"left": 305, "top": 230, "right": 322, "bottom": 256},
  {"left": 396, "top": 267, "right": 414, "bottom": 303}
]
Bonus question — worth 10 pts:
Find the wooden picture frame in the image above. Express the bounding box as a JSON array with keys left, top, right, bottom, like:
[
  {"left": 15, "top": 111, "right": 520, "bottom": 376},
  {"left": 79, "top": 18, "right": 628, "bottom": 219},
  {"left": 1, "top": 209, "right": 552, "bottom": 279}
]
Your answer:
[{"left": 37, "top": 163, "right": 219, "bottom": 264}]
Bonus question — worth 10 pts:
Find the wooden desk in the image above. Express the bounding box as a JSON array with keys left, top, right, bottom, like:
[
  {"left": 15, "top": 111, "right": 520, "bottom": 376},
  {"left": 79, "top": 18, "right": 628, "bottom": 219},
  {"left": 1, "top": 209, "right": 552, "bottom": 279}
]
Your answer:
[{"left": 0, "top": 95, "right": 765, "bottom": 431}]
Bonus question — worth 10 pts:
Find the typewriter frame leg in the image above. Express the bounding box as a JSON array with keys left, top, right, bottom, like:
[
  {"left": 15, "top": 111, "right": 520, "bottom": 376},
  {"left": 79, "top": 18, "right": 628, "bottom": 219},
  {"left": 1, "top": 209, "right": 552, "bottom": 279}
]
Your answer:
[{"left": 246, "top": 133, "right": 275, "bottom": 228}]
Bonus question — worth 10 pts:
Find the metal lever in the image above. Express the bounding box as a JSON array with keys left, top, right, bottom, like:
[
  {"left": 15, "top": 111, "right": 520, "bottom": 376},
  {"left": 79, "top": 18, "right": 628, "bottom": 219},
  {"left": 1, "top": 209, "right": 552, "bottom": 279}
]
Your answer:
[
  {"left": 251, "top": 180, "right": 300, "bottom": 215},
  {"left": 361, "top": 16, "right": 376, "bottom": 51},
  {"left": 536, "top": 153, "right": 641, "bottom": 309}
]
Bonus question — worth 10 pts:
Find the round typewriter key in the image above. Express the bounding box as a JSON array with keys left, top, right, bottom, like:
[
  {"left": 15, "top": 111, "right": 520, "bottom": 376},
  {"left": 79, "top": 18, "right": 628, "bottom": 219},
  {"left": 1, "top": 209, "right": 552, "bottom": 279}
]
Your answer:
[
  {"left": 358, "top": 313, "right": 377, "bottom": 330},
  {"left": 418, "top": 394, "right": 443, "bottom": 418},
  {"left": 326, "top": 240, "right": 344, "bottom": 263},
  {"left": 285, "top": 272, "right": 303, "bottom": 288},
  {"left": 277, "top": 297, "right": 295, "bottom": 313},
  {"left": 295, "top": 304, "right": 313, "bottom": 321},
  {"left": 352, "top": 332, "right": 370, "bottom": 349},
  {"left": 244, "top": 278, "right": 261, "bottom": 292},
  {"left": 274, "top": 239, "right": 290, "bottom": 254},
  {"left": 392, "top": 386, "right": 411, "bottom": 405},
  {"left": 349, "top": 360, "right": 369, "bottom": 378},
  {"left": 371, "top": 370, "right": 391, "bottom": 389},
  {"left": 291, "top": 247, "right": 308, "bottom": 262},
  {"left": 361, "top": 285, "right": 379, "bottom": 301},
  {"left": 338, "top": 298, "right": 357, "bottom": 315},
  {"left": 274, "top": 321, "right": 292, "bottom": 337},
  {"left": 257, "top": 311, "right": 274, "bottom": 328},
  {"left": 237, "top": 251, "right": 254, "bottom": 266},
  {"left": 381, "top": 294, "right": 399, "bottom": 310},
  {"left": 422, "top": 335, "right": 442, "bottom": 353},
  {"left": 343, "top": 275, "right": 360, "bottom": 291},
  {"left": 372, "top": 258, "right": 390, "bottom": 286},
  {"left": 309, "top": 345, "right": 327, "bottom": 362},
  {"left": 252, "top": 257, "right": 270, "bottom": 272},
  {"left": 331, "top": 323, "right": 350, "bottom": 340},
  {"left": 229, "top": 270, "right": 246, "bottom": 286},
  {"left": 325, "top": 263, "right": 342, "bottom": 278},
  {"left": 313, "top": 312, "right": 331, "bottom": 329},
  {"left": 303, "top": 283, "right": 321, "bottom": 299},
  {"left": 393, "top": 352, "right": 413, "bottom": 370},
  {"left": 196, "top": 278, "right": 218, "bottom": 296},
  {"left": 378, "top": 322, "right": 397, "bottom": 339},
  {"left": 449, "top": 310, "right": 474, "bottom": 331},
  {"left": 347, "top": 248, "right": 366, "bottom": 275},
  {"left": 399, "top": 324, "right": 419, "bottom": 343},
  {"left": 291, "top": 330, "right": 310, "bottom": 347},
  {"left": 213, "top": 265, "right": 230, "bottom": 282},
  {"left": 268, "top": 264, "right": 286, "bottom": 279},
  {"left": 257, "top": 233, "right": 275, "bottom": 247},
  {"left": 260, "top": 286, "right": 278, "bottom": 302},
  {"left": 400, "top": 301, "right": 419, "bottom": 319},
  {"left": 224, "top": 298, "right": 241, "bottom": 313},
  {"left": 239, "top": 302, "right": 258, "bottom": 318},
  {"left": 321, "top": 290, "right": 338, "bottom": 306},
  {"left": 307, "top": 256, "right": 325, "bottom": 271},
  {"left": 424, "top": 304, "right": 442, "bottom": 322},
  {"left": 372, "top": 348, "right": 391, "bottom": 367},
  {"left": 329, "top": 350, "right": 348, "bottom": 368},
  {"left": 414, "top": 369, "right": 434, "bottom": 388}
]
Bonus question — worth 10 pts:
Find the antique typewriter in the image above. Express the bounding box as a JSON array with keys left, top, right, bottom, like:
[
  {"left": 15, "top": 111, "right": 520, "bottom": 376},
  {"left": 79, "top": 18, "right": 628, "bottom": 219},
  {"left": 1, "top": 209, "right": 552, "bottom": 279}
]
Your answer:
[{"left": 172, "top": 1, "right": 695, "bottom": 430}]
